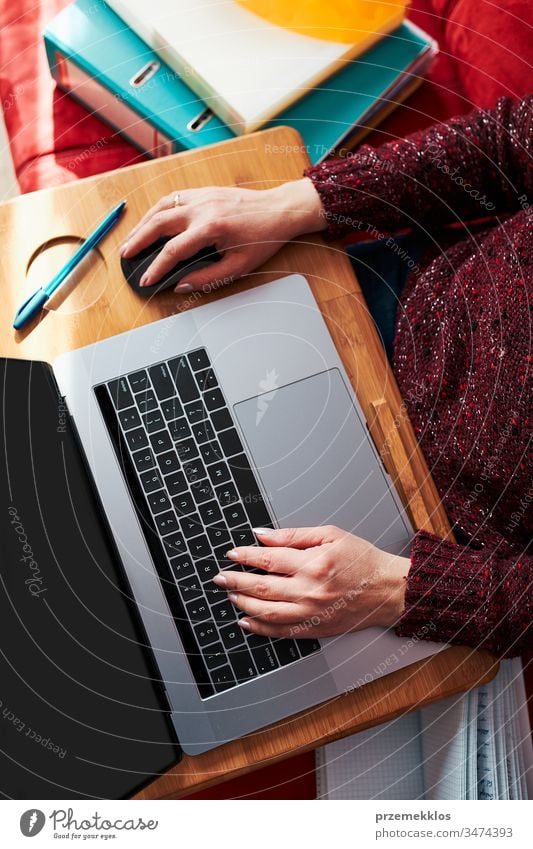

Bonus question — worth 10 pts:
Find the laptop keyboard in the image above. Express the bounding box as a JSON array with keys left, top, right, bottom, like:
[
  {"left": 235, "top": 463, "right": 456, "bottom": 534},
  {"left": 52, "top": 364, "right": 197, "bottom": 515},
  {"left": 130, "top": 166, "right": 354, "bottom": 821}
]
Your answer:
[{"left": 94, "top": 348, "right": 320, "bottom": 698}]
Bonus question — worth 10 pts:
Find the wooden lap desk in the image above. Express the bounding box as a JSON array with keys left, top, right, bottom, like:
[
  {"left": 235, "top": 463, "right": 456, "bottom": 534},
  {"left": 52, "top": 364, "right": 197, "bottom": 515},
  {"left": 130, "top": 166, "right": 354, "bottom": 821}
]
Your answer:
[{"left": 0, "top": 126, "right": 498, "bottom": 799}]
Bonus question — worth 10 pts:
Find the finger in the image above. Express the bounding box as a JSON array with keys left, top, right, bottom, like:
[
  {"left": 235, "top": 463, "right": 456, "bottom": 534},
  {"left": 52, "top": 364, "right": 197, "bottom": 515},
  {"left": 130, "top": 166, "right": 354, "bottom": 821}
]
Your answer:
[
  {"left": 252, "top": 525, "right": 341, "bottom": 550},
  {"left": 226, "top": 544, "right": 304, "bottom": 575},
  {"left": 213, "top": 568, "right": 301, "bottom": 601},
  {"left": 124, "top": 193, "right": 175, "bottom": 243},
  {"left": 174, "top": 252, "right": 246, "bottom": 294},
  {"left": 141, "top": 231, "right": 209, "bottom": 287},
  {"left": 122, "top": 209, "right": 185, "bottom": 258},
  {"left": 229, "top": 593, "right": 303, "bottom": 625},
  {"left": 239, "top": 618, "right": 303, "bottom": 639}
]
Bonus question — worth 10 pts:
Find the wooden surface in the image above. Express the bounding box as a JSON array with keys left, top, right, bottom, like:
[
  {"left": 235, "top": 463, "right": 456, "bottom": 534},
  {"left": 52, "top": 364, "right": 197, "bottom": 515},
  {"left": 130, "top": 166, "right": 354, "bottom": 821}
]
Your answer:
[{"left": 0, "top": 126, "right": 498, "bottom": 798}]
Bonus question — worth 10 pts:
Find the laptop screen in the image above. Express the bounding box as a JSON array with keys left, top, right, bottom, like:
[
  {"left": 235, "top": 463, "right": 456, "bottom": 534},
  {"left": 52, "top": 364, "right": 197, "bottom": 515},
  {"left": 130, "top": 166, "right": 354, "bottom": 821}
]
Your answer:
[{"left": 0, "top": 358, "right": 180, "bottom": 799}]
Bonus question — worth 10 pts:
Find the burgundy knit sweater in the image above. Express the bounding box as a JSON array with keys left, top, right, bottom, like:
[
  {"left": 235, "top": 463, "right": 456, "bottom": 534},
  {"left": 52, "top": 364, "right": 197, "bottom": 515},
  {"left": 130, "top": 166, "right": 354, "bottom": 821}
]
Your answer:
[{"left": 305, "top": 96, "right": 532, "bottom": 658}]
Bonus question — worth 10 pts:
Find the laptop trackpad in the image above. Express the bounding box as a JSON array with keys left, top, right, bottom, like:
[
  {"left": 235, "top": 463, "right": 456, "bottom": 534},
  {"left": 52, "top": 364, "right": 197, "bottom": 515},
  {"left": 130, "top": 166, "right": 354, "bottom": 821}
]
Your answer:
[{"left": 234, "top": 368, "right": 410, "bottom": 548}]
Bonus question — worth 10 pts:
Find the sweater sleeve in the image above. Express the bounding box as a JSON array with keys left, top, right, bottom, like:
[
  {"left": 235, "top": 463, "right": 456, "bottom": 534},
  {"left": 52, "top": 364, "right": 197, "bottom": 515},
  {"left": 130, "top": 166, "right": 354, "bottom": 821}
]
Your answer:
[
  {"left": 304, "top": 95, "right": 533, "bottom": 239},
  {"left": 395, "top": 531, "right": 533, "bottom": 658}
]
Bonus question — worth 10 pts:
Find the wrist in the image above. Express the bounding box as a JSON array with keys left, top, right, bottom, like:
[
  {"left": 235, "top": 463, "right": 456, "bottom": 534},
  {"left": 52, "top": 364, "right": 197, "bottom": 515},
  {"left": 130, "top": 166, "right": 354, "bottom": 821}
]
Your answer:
[
  {"left": 270, "top": 178, "right": 327, "bottom": 238},
  {"left": 377, "top": 551, "right": 410, "bottom": 627}
]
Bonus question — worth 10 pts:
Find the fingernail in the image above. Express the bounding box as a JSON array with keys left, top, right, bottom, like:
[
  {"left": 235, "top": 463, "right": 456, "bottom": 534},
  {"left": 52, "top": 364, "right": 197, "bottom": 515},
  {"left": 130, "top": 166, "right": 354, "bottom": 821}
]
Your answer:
[
  {"left": 226, "top": 548, "right": 238, "bottom": 560},
  {"left": 139, "top": 273, "right": 150, "bottom": 287},
  {"left": 239, "top": 618, "right": 251, "bottom": 630},
  {"left": 228, "top": 592, "right": 239, "bottom": 603},
  {"left": 174, "top": 283, "right": 193, "bottom": 294},
  {"left": 213, "top": 573, "right": 227, "bottom": 586},
  {"left": 119, "top": 241, "right": 128, "bottom": 256},
  {"left": 253, "top": 527, "right": 275, "bottom": 536}
]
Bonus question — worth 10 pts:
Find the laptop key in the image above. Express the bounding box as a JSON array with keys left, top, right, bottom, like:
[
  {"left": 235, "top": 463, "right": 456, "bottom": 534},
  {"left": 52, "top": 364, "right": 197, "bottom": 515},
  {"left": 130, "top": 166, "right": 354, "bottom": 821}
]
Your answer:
[
  {"left": 194, "top": 620, "right": 218, "bottom": 648},
  {"left": 208, "top": 460, "right": 231, "bottom": 486},
  {"left": 228, "top": 647, "right": 257, "bottom": 682},
  {"left": 147, "top": 490, "right": 171, "bottom": 515},
  {"left": 190, "top": 478, "right": 215, "bottom": 504},
  {"left": 220, "top": 623, "right": 245, "bottom": 651},
  {"left": 172, "top": 491, "right": 195, "bottom": 517},
  {"left": 207, "top": 523, "right": 231, "bottom": 549},
  {"left": 168, "top": 416, "right": 191, "bottom": 442},
  {"left": 199, "top": 440, "right": 223, "bottom": 465},
  {"left": 148, "top": 362, "right": 175, "bottom": 400},
  {"left": 154, "top": 510, "right": 178, "bottom": 535},
  {"left": 211, "top": 665, "right": 236, "bottom": 693},
  {"left": 108, "top": 377, "right": 134, "bottom": 410},
  {"left": 157, "top": 450, "right": 181, "bottom": 475},
  {"left": 127, "top": 369, "right": 149, "bottom": 393},
  {"left": 189, "top": 534, "right": 211, "bottom": 560},
  {"left": 149, "top": 430, "right": 172, "bottom": 454},
  {"left": 223, "top": 503, "right": 247, "bottom": 528},
  {"left": 231, "top": 526, "right": 256, "bottom": 547},
  {"left": 170, "top": 555, "right": 195, "bottom": 581},
  {"left": 230, "top": 454, "right": 272, "bottom": 529},
  {"left": 215, "top": 482, "right": 239, "bottom": 506},
  {"left": 196, "top": 558, "right": 219, "bottom": 582},
  {"left": 192, "top": 419, "right": 215, "bottom": 445},
  {"left": 161, "top": 396, "right": 183, "bottom": 421},
  {"left": 203, "top": 642, "right": 226, "bottom": 670},
  {"left": 139, "top": 469, "right": 164, "bottom": 493},
  {"left": 142, "top": 410, "right": 165, "bottom": 434},
  {"left": 176, "top": 438, "right": 199, "bottom": 463},
  {"left": 184, "top": 399, "right": 207, "bottom": 424},
  {"left": 183, "top": 458, "right": 206, "bottom": 483},
  {"left": 118, "top": 408, "right": 141, "bottom": 431},
  {"left": 137, "top": 389, "right": 158, "bottom": 414},
  {"left": 210, "top": 407, "right": 233, "bottom": 432},
  {"left": 199, "top": 500, "right": 222, "bottom": 525},
  {"left": 273, "top": 639, "right": 300, "bottom": 666},
  {"left": 218, "top": 428, "right": 243, "bottom": 458},
  {"left": 250, "top": 641, "right": 279, "bottom": 674},
  {"left": 163, "top": 532, "right": 187, "bottom": 558},
  {"left": 297, "top": 639, "right": 321, "bottom": 657},
  {"left": 168, "top": 356, "right": 199, "bottom": 403},
  {"left": 196, "top": 368, "right": 218, "bottom": 392},
  {"left": 203, "top": 579, "right": 225, "bottom": 603},
  {"left": 165, "top": 470, "right": 188, "bottom": 496},
  {"left": 132, "top": 448, "right": 155, "bottom": 472},
  {"left": 204, "top": 388, "right": 225, "bottom": 411},
  {"left": 187, "top": 348, "right": 210, "bottom": 372},
  {"left": 125, "top": 427, "right": 148, "bottom": 452},
  {"left": 180, "top": 513, "right": 203, "bottom": 540},
  {"left": 186, "top": 596, "right": 210, "bottom": 623},
  {"left": 211, "top": 599, "right": 236, "bottom": 624},
  {"left": 177, "top": 577, "right": 203, "bottom": 602}
]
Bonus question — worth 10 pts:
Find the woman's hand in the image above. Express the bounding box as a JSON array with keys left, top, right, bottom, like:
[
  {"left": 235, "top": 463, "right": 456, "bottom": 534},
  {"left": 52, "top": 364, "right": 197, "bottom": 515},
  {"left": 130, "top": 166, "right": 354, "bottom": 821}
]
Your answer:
[
  {"left": 213, "top": 526, "right": 409, "bottom": 639},
  {"left": 120, "top": 178, "right": 325, "bottom": 293}
]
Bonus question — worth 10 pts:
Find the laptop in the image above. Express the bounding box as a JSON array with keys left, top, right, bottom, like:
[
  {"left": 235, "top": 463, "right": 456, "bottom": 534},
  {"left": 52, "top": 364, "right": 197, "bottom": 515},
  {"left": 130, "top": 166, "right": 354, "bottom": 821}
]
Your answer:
[{"left": 3, "top": 274, "right": 442, "bottom": 762}]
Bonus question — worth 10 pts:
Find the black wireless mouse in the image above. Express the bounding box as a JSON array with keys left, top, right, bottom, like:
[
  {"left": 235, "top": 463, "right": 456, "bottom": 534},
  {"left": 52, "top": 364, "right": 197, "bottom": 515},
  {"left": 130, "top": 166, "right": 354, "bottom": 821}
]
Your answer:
[{"left": 121, "top": 236, "right": 221, "bottom": 296}]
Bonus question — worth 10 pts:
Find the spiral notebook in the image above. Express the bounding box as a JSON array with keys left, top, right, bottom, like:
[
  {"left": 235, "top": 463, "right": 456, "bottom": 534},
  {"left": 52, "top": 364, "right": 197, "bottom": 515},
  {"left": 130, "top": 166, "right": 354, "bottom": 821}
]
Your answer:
[{"left": 316, "top": 659, "right": 533, "bottom": 800}]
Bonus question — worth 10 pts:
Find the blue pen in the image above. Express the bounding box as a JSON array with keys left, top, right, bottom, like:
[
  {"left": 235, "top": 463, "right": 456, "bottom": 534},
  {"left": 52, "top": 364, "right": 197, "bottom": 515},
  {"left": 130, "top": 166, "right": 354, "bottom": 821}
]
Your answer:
[{"left": 13, "top": 200, "right": 127, "bottom": 330}]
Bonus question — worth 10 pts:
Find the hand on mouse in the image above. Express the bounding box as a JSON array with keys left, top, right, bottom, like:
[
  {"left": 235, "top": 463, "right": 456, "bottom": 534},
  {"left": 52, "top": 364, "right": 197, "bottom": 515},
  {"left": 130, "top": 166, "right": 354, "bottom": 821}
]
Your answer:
[
  {"left": 212, "top": 526, "right": 409, "bottom": 638},
  {"left": 120, "top": 179, "right": 325, "bottom": 293}
]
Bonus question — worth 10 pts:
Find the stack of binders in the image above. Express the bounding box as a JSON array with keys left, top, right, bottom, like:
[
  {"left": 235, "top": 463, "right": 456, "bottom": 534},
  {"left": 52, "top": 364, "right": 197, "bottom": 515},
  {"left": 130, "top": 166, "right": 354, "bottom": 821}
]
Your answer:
[{"left": 44, "top": 0, "right": 437, "bottom": 165}]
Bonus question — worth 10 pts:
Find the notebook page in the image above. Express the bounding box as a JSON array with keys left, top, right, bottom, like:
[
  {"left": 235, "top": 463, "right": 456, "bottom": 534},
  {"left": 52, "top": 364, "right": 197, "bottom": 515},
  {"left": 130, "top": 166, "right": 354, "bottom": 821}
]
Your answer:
[
  {"left": 466, "top": 688, "right": 479, "bottom": 799},
  {"left": 419, "top": 694, "right": 469, "bottom": 799},
  {"left": 477, "top": 685, "right": 498, "bottom": 799},
  {"left": 510, "top": 658, "right": 533, "bottom": 799},
  {"left": 489, "top": 669, "right": 510, "bottom": 799},
  {"left": 316, "top": 711, "right": 424, "bottom": 799}
]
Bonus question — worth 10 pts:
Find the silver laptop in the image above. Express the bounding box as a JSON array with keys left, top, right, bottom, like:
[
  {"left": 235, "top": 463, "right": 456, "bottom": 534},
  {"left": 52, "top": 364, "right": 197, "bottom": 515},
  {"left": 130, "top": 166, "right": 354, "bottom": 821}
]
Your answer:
[{"left": 53, "top": 274, "right": 442, "bottom": 754}]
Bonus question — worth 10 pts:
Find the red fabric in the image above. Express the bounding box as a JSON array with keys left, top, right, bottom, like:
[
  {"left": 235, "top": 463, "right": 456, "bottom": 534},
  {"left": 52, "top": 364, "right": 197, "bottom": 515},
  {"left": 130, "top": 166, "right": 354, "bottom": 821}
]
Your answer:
[{"left": 306, "top": 96, "right": 533, "bottom": 658}]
